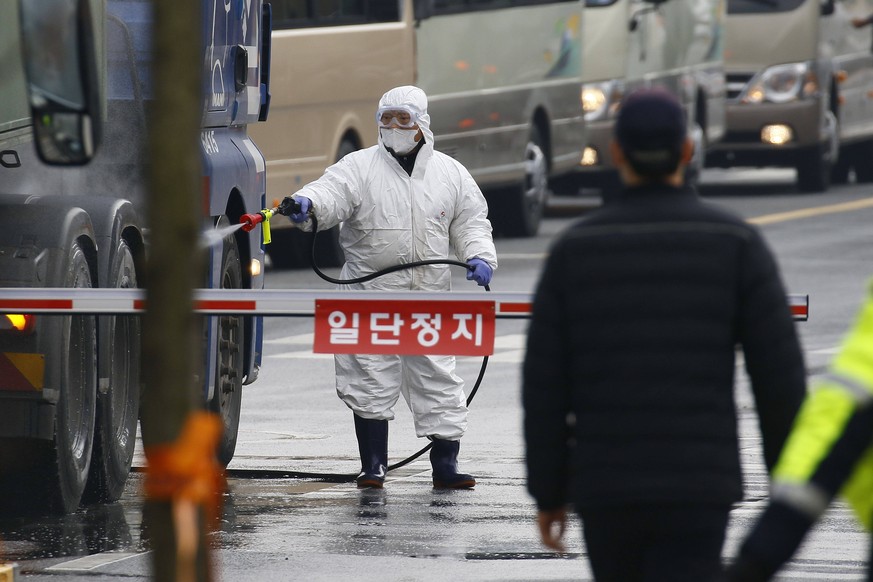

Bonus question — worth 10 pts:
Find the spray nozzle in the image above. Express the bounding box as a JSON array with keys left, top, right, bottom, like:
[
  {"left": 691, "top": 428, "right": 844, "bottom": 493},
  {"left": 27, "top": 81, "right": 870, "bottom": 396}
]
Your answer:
[{"left": 239, "top": 208, "right": 278, "bottom": 244}]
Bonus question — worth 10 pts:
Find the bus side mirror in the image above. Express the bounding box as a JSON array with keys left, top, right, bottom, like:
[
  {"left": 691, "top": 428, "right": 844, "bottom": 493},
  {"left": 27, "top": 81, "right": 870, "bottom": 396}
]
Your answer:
[
  {"left": 413, "top": 0, "right": 435, "bottom": 21},
  {"left": 18, "top": 0, "right": 102, "bottom": 165}
]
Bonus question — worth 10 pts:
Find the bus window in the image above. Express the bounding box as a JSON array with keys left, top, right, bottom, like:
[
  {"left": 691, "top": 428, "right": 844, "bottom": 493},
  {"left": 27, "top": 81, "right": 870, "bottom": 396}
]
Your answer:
[{"left": 271, "top": 0, "right": 400, "bottom": 27}]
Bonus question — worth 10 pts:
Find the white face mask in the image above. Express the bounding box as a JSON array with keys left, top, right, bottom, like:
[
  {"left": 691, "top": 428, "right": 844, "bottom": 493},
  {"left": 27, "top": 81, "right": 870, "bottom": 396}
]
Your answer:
[{"left": 380, "top": 127, "right": 420, "bottom": 155}]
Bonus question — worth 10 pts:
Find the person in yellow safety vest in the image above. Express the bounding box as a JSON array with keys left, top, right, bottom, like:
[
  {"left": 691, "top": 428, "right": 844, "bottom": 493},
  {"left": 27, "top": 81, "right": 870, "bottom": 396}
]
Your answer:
[{"left": 727, "top": 282, "right": 873, "bottom": 581}]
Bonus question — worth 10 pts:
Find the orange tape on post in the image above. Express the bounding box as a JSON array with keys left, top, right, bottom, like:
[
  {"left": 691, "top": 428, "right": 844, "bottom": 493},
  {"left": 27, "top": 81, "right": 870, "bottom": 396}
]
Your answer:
[{"left": 144, "top": 411, "right": 227, "bottom": 523}]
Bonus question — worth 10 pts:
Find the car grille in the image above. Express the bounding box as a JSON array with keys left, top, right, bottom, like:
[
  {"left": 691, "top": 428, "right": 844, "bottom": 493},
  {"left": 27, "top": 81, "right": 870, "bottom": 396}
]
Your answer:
[{"left": 726, "top": 73, "right": 754, "bottom": 101}]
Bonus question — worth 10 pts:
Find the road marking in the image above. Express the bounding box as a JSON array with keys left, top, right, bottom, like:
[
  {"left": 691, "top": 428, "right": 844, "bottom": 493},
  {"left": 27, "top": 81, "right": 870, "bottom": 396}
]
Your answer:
[
  {"left": 484, "top": 350, "right": 526, "bottom": 363},
  {"left": 46, "top": 552, "right": 144, "bottom": 571},
  {"left": 748, "top": 197, "right": 873, "bottom": 225},
  {"left": 493, "top": 333, "right": 527, "bottom": 349},
  {"left": 382, "top": 468, "right": 432, "bottom": 484}
]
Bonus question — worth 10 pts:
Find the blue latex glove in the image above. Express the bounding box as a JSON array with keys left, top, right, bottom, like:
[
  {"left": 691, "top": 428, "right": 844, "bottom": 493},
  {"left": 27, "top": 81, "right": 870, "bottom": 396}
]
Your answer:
[
  {"left": 466, "top": 258, "right": 493, "bottom": 286},
  {"left": 279, "top": 195, "right": 311, "bottom": 224}
]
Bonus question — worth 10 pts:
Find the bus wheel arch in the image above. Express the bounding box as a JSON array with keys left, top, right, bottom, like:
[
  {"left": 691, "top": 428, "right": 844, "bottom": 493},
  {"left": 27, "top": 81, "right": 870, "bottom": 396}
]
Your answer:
[
  {"left": 486, "top": 118, "right": 549, "bottom": 238},
  {"left": 223, "top": 192, "right": 260, "bottom": 387},
  {"left": 224, "top": 189, "right": 252, "bottom": 289},
  {"left": 336, "top": 132, "right": 361, "bottom": 159},
  {"left": 531, "top": 109, "right": 552, "bottom": 174},
  {"left": 797, "top": 86, "right": 838, "bottom": 193}
]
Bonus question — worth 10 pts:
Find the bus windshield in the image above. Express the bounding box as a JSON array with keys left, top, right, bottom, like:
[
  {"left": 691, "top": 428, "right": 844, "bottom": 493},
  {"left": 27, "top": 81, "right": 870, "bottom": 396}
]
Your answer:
[{"left": 728, "top": 0, "right": 805, "bottom": 14}]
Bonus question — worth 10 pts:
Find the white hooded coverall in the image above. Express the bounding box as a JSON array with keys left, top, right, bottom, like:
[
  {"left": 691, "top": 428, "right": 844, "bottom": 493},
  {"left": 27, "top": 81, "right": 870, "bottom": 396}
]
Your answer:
[{"left": 294, "top": 86, "right": 498, "bottom": 440}]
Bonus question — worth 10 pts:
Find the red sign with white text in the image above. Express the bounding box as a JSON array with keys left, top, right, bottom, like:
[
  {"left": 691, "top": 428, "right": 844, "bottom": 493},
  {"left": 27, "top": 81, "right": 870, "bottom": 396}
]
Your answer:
[{"left": 313, "top": 299, "right": 496, "bottom": 356}]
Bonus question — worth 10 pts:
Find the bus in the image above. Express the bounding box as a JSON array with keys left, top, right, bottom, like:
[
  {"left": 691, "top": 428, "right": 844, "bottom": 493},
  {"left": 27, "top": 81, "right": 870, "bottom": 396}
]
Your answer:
[
  {"left": 0, "top": 0, "right": 270, "bottom": 512},
  {"left": 250, "top": 0, "right": 586, "bottom": 268},
  {"left": 704, "top": 0, "right": 873, "bottom": 192},
  {"left": 564, "top": 0, "right": 726, "bottom": 197}
]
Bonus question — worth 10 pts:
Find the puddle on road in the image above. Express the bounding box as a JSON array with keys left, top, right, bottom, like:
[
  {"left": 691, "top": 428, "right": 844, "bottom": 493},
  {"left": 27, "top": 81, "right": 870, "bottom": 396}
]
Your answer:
[
  {"left": 0, "top": 499, "right": 143, "bottom": 561},
  {"left": 0, "top": 465, "right": 539, "bottom": 566}
]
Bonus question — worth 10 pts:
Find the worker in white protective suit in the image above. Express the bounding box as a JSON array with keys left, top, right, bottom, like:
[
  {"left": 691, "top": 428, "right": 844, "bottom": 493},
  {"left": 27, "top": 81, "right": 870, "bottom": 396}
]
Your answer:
[{"left": 277, "top": 86, "right": 498, "bottom": 490}]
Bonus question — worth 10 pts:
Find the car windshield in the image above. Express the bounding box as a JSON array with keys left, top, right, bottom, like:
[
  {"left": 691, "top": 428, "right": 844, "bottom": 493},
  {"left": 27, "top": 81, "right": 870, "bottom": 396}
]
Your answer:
[{"left": 728, "top": 0, "right": 806, "bottom": 14}]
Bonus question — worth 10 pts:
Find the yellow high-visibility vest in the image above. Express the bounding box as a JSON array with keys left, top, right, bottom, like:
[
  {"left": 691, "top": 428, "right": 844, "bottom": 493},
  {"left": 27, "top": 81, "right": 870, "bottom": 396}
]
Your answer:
[{"left": 773, "top": 282, "right": 873, "bottom": 529}]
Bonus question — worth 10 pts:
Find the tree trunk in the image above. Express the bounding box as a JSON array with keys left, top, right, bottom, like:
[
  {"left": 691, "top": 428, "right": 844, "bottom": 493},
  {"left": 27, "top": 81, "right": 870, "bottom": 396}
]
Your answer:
[{"left": 141, "top": 0, "right": 209, "bottom": 580}]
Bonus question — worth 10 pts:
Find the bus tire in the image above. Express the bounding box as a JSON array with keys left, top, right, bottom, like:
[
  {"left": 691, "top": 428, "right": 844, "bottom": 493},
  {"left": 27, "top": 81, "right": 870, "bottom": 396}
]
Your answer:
[
  {"left": 599, "top": 172, "right": 623, "bottom": 206},
  {"left": 830, "top": 150, "right": 851, "bottom": 184},
  {"left": 209, "top": 232, "right": 244, "bottom": 467},
  {"left": 84, "top": 238, "right": 141, "bottom": 503},
  {"left": 489, "top": 125, "right": 549, "bottom": 237},
  {"left": 12, "top": 239, "right": 99, "bottom": 514},
  {"left": 685, "top": 121, "right": 706, "bottom": 189},
  {"left": 850, "top": 139, "right": 873, "bottom": 183},
  {"left": 796, "top": 144, "right": 831, "bottom": 193},
  {"left": 48, "top": 239, "right": 98, "bottom": 513}
]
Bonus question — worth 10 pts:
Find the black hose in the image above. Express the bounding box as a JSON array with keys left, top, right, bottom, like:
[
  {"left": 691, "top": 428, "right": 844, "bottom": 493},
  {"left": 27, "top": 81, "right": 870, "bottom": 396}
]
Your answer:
[
  {"left": 306, "top": 214, "right": 490, "bottom": 292},
  {"left": 223, "top": 354, "right": 489, "bottom": 483},
  {"left": 269, "top": 213, "right": 491, "bottom": 483}
]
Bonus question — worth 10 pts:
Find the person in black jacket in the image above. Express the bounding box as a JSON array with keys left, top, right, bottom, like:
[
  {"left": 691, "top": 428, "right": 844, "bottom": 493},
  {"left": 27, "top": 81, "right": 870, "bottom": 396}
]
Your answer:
[{"left": 521, "top": 87, "right": 807, "bottom": 582}]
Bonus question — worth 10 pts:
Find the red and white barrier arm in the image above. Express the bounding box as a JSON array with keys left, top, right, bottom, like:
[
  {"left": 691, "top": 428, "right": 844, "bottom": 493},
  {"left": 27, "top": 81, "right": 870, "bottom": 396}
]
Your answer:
[{"left": 0, "top": 288, "right": 810, "bottom": 321}]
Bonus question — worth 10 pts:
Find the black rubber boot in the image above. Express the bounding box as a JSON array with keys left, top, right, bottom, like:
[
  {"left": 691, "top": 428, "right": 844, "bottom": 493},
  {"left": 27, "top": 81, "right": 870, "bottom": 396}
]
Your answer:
[
  {"left": 353, "top": 414, "right": 388, "bottom": 489},
  {"left": 430, "top": 438, "right": 476, "bottom": 489}
]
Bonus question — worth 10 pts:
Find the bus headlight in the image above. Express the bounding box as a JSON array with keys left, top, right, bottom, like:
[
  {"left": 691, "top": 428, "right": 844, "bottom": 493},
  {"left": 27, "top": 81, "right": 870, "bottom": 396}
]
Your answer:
[
  {"left": 742, "top": 62, "right": 819, "bottom": 104},
  {"left": 761, "top": 124, "right": 794, "bottom": 145},
  {"left": 582, "top": 86, "right": 607, "bottom": 118},
  {"left": 580, "top": 147, "right": 599, "bottom": 166},
  {"left": 582, "top": 81, "right": 623, "bottom": 121}
]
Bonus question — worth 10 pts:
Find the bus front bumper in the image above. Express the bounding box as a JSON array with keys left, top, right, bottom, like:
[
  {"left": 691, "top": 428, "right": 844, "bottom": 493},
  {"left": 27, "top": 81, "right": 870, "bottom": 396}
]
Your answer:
[{"left": 706, "top": 99, "right": 825, "bottom": 168}]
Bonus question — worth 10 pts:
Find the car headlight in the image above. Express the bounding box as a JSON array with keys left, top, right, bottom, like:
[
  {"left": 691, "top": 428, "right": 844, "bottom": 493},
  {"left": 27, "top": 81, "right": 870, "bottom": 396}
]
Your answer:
[
  {"left": 581, "top": 81, "right": 623, "bottom": 121},
  {"left": 742, "top": 62, "right": 820, "bottom": 104}
]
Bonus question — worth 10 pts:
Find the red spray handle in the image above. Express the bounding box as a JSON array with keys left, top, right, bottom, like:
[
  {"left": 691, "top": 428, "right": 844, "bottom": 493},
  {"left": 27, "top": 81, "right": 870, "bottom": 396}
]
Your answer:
[{"left": 239, "top": 212, "right": 265, "bottom": 232}]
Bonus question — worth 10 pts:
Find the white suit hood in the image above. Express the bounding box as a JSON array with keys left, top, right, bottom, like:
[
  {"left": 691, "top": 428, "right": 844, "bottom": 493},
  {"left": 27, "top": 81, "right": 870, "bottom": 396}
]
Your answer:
[{"left": 377, "top": 85, "right": 435, "bottom": 149}]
